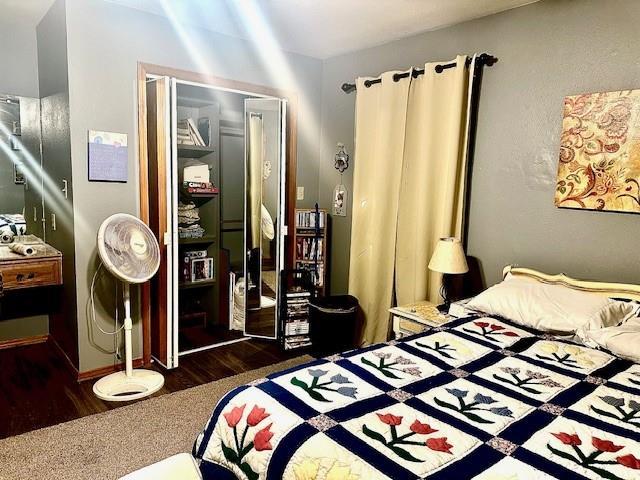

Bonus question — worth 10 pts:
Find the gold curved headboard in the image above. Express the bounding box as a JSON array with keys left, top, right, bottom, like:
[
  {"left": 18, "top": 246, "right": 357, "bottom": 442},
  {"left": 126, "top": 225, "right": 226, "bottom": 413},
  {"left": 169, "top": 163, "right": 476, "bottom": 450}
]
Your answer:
[{"left": 502, "top": 265, "right": 640, "bottom": 302}]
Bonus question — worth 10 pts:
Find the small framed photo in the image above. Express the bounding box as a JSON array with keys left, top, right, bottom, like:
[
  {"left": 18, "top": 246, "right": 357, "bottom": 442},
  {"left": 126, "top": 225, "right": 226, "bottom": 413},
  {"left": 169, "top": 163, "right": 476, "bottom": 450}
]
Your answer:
[
  {"left": 14, "top": 162, "right": 25, "bottom": 184},
  {"left": 332, "top": 184, "right": 348, "bottom": 217},
  {"left": 191, "top": 257, "right": 214, "bottom": 282}
]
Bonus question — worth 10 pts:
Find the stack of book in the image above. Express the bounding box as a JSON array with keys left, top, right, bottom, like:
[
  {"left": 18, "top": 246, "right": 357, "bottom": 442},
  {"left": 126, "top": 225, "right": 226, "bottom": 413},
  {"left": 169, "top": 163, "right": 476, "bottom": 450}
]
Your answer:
[
  {"left": 296, "top": 210, "right": 326, "bottom": 229},
  {"left": 283, "top": 291, "right": 312, "bottom": 350},
  {"left": 182, "top": 181, "right": 219, "bottom": 195},
  {"left": 295, "top": 237, "right": 323, "bottom": 261},
  {"left": 177, "top": 118, "right": 206, "bottom": 146}
]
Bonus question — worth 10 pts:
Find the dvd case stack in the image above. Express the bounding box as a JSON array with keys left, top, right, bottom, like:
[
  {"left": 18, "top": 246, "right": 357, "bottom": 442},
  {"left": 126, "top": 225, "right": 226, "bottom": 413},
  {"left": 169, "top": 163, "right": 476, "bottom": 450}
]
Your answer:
[{"left": 283, "top": 291, "right": 312, "bottom": 350}]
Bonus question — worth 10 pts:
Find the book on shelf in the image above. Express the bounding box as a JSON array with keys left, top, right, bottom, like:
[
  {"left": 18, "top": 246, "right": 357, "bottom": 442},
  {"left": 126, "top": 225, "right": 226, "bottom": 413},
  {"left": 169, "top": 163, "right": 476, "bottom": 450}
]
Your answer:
[
  {"left": 296, "top": 210, "right": 326, "bottom": 229},
  {"left": 177, "top": 118, "right": 207, "bottom": 146},
  {"left": 182, "top": 181, "right": 219, "bottom": 195}
]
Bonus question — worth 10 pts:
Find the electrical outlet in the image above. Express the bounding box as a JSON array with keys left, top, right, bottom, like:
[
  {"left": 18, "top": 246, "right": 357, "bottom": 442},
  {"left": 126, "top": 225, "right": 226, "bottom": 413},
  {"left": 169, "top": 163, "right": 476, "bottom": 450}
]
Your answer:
[{"left": 297, "top": 186, "right": 304, "bottom": 200}]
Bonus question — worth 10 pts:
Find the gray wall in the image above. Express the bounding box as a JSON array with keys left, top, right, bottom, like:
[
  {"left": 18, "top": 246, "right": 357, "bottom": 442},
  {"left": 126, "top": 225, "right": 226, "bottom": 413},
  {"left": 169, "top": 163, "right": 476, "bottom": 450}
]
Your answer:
[
  {"left": 0, "top": 21, "right": 39, "bottom": 98},
  {"left": 319, "top": 0, "right": 640, "bottom": 294},
  {"left": 63, "top": 0, "right": 323, "bottom": 371}
]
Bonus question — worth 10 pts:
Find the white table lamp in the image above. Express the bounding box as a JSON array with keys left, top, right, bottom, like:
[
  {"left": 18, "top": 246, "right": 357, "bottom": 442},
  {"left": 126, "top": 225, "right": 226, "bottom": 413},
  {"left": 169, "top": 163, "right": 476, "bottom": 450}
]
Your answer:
[{"left": 428, "top": 237, "right": 469, "bottom": 312}]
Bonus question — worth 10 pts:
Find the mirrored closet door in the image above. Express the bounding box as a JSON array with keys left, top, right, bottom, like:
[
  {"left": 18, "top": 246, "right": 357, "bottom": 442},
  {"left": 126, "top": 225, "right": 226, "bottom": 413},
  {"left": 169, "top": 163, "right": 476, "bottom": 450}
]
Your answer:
[
  {"left": 144, "top": 69, "right": 288, "bottom": 369},
  {"left": 244, "top": 98, "right": 286, "bottom": 339}
]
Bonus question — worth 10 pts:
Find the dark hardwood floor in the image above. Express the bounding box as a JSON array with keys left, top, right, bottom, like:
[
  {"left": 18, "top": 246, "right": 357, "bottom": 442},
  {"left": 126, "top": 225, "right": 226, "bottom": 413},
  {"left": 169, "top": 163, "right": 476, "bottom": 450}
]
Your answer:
[{"left": 0, "top": 338, "right": 301, "bottom": 440}]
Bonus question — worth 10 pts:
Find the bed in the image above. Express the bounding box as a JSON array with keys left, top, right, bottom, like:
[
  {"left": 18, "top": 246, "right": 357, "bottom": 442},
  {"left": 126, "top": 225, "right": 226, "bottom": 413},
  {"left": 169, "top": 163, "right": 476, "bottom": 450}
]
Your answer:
[{"left": 192, "top": 267, "right": 640, "bottom": 479}]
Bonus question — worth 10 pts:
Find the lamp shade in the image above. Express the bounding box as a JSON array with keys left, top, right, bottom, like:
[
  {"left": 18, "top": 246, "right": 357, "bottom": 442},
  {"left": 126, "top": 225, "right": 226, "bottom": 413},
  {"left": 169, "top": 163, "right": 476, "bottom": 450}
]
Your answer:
[{"left": 428, "top": 237, "right": 469, "bottom": 274}]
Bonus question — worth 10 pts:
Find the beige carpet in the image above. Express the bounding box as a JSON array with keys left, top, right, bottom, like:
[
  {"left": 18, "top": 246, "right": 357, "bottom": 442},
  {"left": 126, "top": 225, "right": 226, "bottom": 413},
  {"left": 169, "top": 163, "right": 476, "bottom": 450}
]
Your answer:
[{"left": 0, "top": 356, "right": 311, "bottom": 480}]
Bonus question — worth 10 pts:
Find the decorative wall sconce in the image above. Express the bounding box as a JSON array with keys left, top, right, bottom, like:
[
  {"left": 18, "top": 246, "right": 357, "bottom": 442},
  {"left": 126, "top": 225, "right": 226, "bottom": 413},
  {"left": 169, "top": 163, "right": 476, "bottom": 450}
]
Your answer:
[
  {"left": 334, "top": 142, "right": 349, "bottom": 173},
  {"left": 333, "top": 143, "right": 349, "bottom": 217}
]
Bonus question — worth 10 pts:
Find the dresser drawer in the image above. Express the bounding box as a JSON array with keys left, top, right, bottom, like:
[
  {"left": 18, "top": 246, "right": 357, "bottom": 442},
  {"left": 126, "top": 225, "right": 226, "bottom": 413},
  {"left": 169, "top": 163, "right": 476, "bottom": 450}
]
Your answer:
[{"left": 0, "top": 257, "right": 63, "bottom": 290}]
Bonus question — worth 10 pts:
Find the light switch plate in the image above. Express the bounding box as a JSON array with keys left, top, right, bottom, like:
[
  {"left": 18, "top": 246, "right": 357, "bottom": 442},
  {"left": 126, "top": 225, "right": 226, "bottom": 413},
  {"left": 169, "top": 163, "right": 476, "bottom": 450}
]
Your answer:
[{"left": 296, "top": 186, "right": 304, "bottom": 200}]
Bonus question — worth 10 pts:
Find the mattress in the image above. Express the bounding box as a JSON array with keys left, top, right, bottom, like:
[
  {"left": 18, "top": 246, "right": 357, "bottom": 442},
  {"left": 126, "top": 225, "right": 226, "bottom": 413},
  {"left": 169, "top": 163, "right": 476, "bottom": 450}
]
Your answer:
[{"left": 193, "top": 314, "right": 640, "bottom": 479}]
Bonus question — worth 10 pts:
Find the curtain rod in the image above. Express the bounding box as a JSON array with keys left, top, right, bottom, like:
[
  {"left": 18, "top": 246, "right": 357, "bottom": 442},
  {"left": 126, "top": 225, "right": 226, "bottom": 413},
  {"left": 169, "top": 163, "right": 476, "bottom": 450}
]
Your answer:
[{"left": 340, "top": 53, "right": 497, "bottom": 94}]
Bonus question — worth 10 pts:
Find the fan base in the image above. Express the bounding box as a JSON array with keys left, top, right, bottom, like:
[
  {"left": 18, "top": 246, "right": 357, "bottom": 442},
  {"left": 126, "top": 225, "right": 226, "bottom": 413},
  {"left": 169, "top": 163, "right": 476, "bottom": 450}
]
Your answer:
[{"left": 93, "top": 369, "right": 165, "bottom": 402}]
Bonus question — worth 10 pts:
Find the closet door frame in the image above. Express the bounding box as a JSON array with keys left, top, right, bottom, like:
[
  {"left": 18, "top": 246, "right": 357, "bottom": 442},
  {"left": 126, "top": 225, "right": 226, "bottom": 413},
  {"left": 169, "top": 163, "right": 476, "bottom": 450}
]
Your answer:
[{"left": 137, "top": 62, "right": 298, "bottom": 366}]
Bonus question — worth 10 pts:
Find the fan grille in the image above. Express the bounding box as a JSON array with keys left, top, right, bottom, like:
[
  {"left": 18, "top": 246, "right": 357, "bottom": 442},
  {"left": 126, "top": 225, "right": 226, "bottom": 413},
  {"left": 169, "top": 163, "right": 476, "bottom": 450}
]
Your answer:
[{"left": 98, "top": 214, "right": 160, "bottom": 283}]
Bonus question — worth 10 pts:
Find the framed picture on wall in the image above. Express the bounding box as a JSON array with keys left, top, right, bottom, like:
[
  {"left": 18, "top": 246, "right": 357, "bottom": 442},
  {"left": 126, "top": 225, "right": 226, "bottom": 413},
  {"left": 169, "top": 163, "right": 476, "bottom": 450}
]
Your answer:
[
  {"left": 555, "top": 89, "right": 640, "bottom": 214},
  {"left": 88, "top": 130, "right": 128, "bottom": 182},
  {"left": 13, "top": 162, "right": 25, "bottom": 184}
]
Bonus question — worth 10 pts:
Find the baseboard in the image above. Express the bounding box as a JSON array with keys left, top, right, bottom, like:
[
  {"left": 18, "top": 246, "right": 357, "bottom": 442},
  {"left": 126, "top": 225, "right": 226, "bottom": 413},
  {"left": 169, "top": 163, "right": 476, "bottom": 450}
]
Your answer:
[
  {"left": 0, "top": 333, "right": 49, "bottom": 350},
  {"left": 77, "top": 358, "right": 145, "bottom": 382},
  {"left": 49, "top": 335, "right": 80, "bottom": 378},
  {"left": 48, "top": 335, "right": 144, "bottom": 383}
]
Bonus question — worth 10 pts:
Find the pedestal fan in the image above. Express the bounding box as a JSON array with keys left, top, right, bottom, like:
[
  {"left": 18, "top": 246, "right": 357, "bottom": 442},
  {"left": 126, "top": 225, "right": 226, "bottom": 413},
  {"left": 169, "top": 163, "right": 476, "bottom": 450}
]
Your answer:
[{"left": 92, "top": 213, "right": 165, "bottom": 402}]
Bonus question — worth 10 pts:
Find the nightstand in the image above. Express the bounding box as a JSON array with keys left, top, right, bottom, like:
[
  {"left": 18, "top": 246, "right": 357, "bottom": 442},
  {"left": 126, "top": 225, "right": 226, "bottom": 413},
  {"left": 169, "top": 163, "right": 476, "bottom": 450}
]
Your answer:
[{"left": 389, "top": 300, "right": 453, "bottom": 339}]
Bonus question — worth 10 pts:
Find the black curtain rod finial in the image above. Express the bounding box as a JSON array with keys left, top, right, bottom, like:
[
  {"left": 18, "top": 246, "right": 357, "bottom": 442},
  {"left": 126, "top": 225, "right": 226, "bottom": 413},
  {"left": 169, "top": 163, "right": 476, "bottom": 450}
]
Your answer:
[{"left": 341, "top": 82, "right": 356, "bottom": 94}]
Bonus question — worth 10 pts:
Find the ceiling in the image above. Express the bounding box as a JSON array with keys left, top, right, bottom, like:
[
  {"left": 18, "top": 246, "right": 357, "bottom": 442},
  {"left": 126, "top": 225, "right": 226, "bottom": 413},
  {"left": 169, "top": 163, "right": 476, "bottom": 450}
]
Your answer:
[{"left": 5, "top": 0, "right": 538, "bottom": 59}]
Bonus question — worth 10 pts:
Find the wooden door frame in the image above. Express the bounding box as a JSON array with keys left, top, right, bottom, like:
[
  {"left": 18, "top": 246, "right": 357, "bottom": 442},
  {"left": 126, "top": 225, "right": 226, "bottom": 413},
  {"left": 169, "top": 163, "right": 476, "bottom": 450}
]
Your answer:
[{"left": 137, "top": 62, "right": 298, "bottom": 366}]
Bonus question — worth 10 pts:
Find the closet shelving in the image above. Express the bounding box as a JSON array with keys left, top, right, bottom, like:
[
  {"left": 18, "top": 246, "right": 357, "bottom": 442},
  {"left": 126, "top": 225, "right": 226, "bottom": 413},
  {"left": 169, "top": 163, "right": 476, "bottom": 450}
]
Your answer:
[
  {"left": 177, "top": 145, "right": 215, "bottom": 158},
  {"left": 175, "top": 88, "right": 225, "bottom": 351}
]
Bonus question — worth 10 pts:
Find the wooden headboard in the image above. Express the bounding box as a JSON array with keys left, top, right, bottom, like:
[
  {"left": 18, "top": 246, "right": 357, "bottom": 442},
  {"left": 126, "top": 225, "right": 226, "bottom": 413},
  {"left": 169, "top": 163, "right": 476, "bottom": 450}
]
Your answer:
[{"left": 502, "top": 265, "right": 640, "bottom": 302}]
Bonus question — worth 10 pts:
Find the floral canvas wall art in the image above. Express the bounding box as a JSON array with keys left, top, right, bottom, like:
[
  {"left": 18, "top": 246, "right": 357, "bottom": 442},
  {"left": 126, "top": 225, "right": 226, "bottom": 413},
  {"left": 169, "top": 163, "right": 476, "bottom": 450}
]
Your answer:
[{"left": 555, "top": 89, "right": 640, "bottom": 213}]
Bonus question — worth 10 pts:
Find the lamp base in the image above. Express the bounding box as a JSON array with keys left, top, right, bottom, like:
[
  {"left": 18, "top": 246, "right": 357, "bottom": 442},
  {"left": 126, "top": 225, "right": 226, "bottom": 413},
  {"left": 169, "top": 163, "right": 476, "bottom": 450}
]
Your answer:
[{"left": 437, "top": 302, "right": 450, "bottom": 314}]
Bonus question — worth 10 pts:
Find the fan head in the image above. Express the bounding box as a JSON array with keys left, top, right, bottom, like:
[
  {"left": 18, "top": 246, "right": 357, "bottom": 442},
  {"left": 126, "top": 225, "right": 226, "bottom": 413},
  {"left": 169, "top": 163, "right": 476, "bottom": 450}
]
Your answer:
[{"left": 97, "top": 213, "right": 160, "bottom": 283}]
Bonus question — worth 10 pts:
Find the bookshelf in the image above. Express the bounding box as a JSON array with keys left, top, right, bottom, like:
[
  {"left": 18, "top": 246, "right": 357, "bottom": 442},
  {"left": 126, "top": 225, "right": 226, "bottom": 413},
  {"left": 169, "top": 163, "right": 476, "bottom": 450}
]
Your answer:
[{"left": 293, "top": 208, "right": 328, "bottom": 296}]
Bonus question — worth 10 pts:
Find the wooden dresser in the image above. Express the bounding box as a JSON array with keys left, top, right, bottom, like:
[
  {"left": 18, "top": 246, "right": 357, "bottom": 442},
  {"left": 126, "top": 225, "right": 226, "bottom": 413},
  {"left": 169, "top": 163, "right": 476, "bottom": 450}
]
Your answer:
[{"left": 0, "top": 235, "right": 63, "bottom": 292}]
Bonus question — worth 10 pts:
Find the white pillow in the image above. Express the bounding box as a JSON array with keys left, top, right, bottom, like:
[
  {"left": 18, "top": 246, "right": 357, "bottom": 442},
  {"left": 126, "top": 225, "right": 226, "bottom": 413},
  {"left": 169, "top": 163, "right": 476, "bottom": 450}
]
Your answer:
[
  {"left": 466, "top": 274, "right": 635, "bottom": 334},
  {"left": 582, "top": 317, "right": 640, "bottom": 363}
]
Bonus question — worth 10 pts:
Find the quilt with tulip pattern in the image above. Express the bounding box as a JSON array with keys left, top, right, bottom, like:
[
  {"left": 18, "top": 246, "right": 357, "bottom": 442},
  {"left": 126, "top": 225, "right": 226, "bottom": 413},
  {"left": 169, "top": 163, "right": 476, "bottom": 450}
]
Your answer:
[{"left": 192, "top": 315, "right": 640, "bottom": 480}]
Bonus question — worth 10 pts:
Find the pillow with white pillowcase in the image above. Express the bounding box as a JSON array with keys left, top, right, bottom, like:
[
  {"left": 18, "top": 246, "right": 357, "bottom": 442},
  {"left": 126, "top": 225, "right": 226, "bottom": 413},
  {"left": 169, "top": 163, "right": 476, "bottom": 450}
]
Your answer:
[
  {"left": 582, "top": 316, "right": 640, "bottom": 363},
  {"left": 466, "top": 273, "right": 636, "bottom": 334}
]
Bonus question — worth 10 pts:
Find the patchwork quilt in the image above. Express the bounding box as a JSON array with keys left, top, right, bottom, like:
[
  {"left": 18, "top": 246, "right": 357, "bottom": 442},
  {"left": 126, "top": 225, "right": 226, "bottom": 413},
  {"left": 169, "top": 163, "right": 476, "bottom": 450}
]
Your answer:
[{"left": 192, "top": 315, "right": 640, "bottom": 479}]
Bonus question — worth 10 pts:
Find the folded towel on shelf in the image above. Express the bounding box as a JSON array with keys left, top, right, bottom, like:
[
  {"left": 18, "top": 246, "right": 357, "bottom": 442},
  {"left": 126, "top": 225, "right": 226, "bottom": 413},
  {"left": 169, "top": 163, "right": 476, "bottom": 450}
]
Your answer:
[
  {"left": 177, "top": 202, "right": 201, "bottom": 227},
  {"left": 178, "top": 224, "right": 205, "bottom": 239},
  {"left": 177, "top": 202, "right": 198, "bottom": 212}
]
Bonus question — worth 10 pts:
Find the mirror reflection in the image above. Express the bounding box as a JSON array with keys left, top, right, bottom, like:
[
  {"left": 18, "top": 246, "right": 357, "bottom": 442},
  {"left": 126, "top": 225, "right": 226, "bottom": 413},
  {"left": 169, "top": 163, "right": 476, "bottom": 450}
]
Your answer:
[
  {"left": 0, "top": 94, "right": 44, "bottom": 241},
  {"left": 244, "top": 98, "right": 283, "bottom": 338}
]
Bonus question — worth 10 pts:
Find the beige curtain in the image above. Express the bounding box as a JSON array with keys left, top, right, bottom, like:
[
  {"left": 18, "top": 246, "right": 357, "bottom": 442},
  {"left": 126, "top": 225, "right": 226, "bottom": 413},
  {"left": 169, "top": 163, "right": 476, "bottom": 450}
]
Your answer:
[
  {"left": 396, "top": 55, "right": 473, "bottom": 305},
  {"left": 348, "top": 71, "right": 411, "bottom": 345},
  {"left": 349, "top": 56, "right": 474, "bottom": 345}
]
